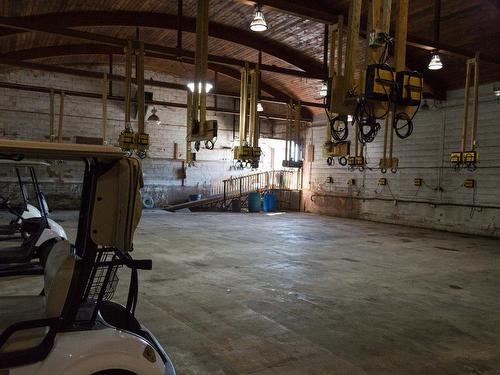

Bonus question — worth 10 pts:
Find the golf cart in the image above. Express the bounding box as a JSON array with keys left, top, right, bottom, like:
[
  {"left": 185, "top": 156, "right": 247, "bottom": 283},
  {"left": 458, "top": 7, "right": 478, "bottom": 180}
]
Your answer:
[
  {"left": 0, "top": 140, "right": 175, "bottom": 375},
  {"left": 0, "top": 160, "right": 67, "bottom": 276},
  {"left": 0, "top": 160, "right": 51, "bottom": 238}
]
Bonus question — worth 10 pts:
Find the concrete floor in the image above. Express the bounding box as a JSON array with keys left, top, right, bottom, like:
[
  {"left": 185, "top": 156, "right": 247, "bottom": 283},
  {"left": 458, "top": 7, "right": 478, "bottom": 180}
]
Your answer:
[{"left": 2, "top": 210, "right": 500, "bottom": 374}]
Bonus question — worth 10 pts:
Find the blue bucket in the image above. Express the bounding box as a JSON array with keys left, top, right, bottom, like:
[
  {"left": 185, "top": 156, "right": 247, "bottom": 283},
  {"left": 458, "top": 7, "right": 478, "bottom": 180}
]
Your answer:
[{"left": 189, "top": 194, "right": 202, "bottom": 201}]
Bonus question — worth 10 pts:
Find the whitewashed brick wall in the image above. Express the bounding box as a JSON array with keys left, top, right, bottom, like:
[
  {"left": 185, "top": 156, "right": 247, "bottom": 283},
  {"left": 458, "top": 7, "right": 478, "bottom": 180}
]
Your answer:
[
  {"left": 0, "top": 66, "right": 273, "bottom": 208},
  {"left": 303, "top": 83, "right": 500, "bottom": 237}
]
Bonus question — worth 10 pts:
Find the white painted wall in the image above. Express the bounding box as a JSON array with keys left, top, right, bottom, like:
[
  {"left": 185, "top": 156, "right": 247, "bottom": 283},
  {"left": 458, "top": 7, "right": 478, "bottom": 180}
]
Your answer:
[{"left": 303, "top": 83, "right": 500, "bottom": 237}]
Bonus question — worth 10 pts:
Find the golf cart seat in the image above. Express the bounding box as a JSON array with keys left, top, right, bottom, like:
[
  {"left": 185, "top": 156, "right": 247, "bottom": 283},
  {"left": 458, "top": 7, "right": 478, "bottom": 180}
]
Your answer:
[{"left": 0, "top": 240, "right": 75, "bottom": 353}]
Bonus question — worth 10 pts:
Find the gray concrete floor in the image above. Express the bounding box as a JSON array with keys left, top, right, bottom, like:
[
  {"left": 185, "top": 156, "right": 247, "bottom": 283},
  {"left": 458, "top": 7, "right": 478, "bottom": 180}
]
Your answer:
[{"left": 2, "top": 210, "right": 500, "bottom": 374}]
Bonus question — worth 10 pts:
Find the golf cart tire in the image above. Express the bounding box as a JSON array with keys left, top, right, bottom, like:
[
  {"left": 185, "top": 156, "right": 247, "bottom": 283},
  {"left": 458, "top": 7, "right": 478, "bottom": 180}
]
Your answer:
[
  {"left": 91, "top": 370, "right": 137, "bottom": 375},
  {"left": 38, "top": 239, "right": 59, "bottom": 267}
]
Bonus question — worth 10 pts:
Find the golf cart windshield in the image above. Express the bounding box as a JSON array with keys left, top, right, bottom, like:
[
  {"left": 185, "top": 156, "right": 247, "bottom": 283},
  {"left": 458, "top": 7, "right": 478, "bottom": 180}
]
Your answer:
[{"left": 0, "top": 159, "right": 50, "bottom": 214}]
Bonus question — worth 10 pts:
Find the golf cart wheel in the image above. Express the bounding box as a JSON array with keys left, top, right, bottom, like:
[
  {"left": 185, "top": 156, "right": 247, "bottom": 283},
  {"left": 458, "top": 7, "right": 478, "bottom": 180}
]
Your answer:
[
  {"left": 38, "top": 239, "right": 59, "bottom": 267},
  {"left": 136, "top": 150, "right": 147, "bottom": 159}
]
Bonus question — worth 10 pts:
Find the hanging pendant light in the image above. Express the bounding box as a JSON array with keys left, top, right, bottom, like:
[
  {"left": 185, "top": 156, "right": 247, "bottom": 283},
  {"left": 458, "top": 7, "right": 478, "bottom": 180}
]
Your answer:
[
  {"left": 250, "top": 5, "right": 268, "bottom": 32},
  {"left": 428, "top": 51, "right": 443, "bottom": 70},
  {"left": 147, "top": 107, "right": 161, "bottom": 125},
  {"left": 319, "top": 81, "right": 328, "bottom": 97},
  {"left": 187, "top": 81, "right": 213, "bottom": 93},
  {"left": 257, "top": 101, "right": 264, "bottom": 112}
]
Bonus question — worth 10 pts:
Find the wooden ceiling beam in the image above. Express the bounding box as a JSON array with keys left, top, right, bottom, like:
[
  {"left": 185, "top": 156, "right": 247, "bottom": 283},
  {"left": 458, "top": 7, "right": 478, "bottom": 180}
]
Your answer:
[
  {"left": 0, "top": 80, "right": 309, "bottom": 122},
  {"left": 0, "top": 46, "right": 321, "bottom": 118},
  {"left": 0, "top": 43, "right": 321, "bottom": 106},
  {"left": 236, "top": 0, "right": 338, "bottom": 24},
  {"left": 0, "top": 11, "right": 324, "bottom": 76},
  {"left": 241, "top": 1, "right": 499, "bottom": 67}
]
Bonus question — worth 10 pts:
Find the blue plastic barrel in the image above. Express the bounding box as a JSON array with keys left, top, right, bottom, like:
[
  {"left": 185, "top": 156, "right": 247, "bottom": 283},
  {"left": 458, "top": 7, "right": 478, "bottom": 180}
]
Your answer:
[
  {"left": 269, "top": 192, "right": 277, "bottom": 211},
  {"left": 248, "top": 192, "right": 261, "bottom": 213},
  {"left": 263, "top": 191, "right": 277, "bottom": 212}
]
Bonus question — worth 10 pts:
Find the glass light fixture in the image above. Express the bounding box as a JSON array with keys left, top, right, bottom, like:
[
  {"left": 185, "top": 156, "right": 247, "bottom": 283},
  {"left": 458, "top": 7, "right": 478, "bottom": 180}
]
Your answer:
[
  {"left": 428, "top": 51, "right": 443, "bottom": 70},
  {"left": 257, "top": 101, "right": 264, "bottom": 112},
  {"left": 319, "top": 81, "right": 328, "bottom": 97},
  {"left": 147, "top": 107, "right": 161, "bottom": 125},
  {"left": 187, "top": 81, "right": 213, "bottom": 93},
  {"left": 250, "top": 5, "right": 268, "bottom": 32}
]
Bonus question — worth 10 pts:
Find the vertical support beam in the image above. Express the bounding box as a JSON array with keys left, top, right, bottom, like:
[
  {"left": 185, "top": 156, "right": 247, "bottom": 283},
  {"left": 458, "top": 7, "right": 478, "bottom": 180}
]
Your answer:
[
  {"left": 102, "top": 73, "right": 108, "bottom": 144},
  {"left": 323, "top": 24, "right": 329, "bottom": 78},
  {"left": 49, "top": 89, "right": 54, "bottom": 142},
  {"left": 471, "top": 53, "right": 479, "bottom": 150},
  {"left": 177, "top": 0, "right": 183, "bottom": 50},
  {"left": 462, "top": 59, "right": 471, "bottom": 152},
  {"left": 194, "top": 0, "right": 209, "bottom": 130},
  {"left": 394, "top": 0, "right": 409, "bottom": 71},
  {"left": 433, "top": 0, "right": 441, "bottom": 43},
  {"left": 239, "top": 65, "right": 249, "bottom": 147},
  {"left": 137, "top": 42, "right": 145, "bottom": 134},
  {"left": 366, "top": 0, "right": 379, "bottom": 66},
  {"left": 344, "top": 0, "right": 362, "bottom": 89},
  {"left": 295, "top": 102, "right": 301, "bottom": 161},
  {"left": 336, "top": 15, "right": 344, "bottom": 77},
  {"left": 58, "top": 91, "right": 64, "bottom": 143},
  {"left": 108, "top": 54, "right": 113, "bottom": 96},
  {"left": 249, "top": 67, "right": 260, "bottom": 148},
  {"left": 186, "top": 91, "right": 193, "bottom": 163},
  {"left": 124, "top": 40, "right": 133, "bottom": 127}
]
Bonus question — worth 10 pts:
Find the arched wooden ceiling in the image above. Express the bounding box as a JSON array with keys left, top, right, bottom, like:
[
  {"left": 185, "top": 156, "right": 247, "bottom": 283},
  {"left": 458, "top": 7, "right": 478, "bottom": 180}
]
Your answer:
[{"left": 0, "top": 0, "right": 499, "bottom": 109}]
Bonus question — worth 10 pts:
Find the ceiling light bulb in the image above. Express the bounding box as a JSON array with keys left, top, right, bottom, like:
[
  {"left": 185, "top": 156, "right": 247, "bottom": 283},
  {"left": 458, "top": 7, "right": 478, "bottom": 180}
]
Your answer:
[
  {"left": 319, "top": 82, "right": 328, "bottom": 97},
  {"left": 187, "top": 82, "right": 213, "bottom": 93},
  {"left": 493, "top": 85, "right": 500, "bottom": 99},
  {"left": 428, "top": 52, "right": 443, "bottom": 70},
  {"left": 250, "top": 6, "right": 268, "bottom": 32},
  {"left": 147, "top": 107, "right": 161, "bottom": 125},
  {"left": 257, "top": 101, "right": 264, "bottom": 112}
]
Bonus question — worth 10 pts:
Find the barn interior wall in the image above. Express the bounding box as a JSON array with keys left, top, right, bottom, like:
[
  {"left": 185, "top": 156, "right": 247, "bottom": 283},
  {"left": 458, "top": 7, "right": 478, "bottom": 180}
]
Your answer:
[
  {"left": 0, "top": 67, "right": 275, "bottom": 208},
  {"left": 303, "top": 83, "right": 500, "bottom": 237}
]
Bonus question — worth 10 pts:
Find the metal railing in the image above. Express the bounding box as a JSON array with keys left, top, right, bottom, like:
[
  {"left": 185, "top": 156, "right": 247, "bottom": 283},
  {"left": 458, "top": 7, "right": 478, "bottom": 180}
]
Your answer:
[{"left": 219, "top": 169, "right": 302, "bottom": 202}]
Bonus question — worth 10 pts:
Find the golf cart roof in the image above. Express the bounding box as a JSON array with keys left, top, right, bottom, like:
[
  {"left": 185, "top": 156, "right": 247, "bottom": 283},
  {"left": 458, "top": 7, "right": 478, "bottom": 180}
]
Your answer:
[
  {"left": 0, "top": 159, "right": 50, "bottom": 167},
  {"left": 0, "top": 139, "right": 125, "bottom": 160}
]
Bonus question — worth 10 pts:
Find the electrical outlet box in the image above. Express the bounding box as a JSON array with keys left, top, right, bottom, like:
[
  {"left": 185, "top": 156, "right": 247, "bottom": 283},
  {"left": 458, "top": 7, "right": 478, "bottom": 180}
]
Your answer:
[
  {"left": 326, "top": 177, "right": 333, "bottom": 184},
  {"left": 378, "top": 178, "right": 387, "bottom": 186},
  {"left": 355, "top": 156, "right": 365, "bottom": 166},
  {"left": 347, "top": 178, "right": 356, "bottom": 186},
  {"left": 463, "top": 150, "right": 479, "bottom": 163},
  {"left": 414, "top": 178, "right": 423, "bottom": 187},
  {"left": 464, "top": 179, "right": 475, "bottom": 188},
  {"left": 450, "top": 151, "right": 462, "bottom": 164}
]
